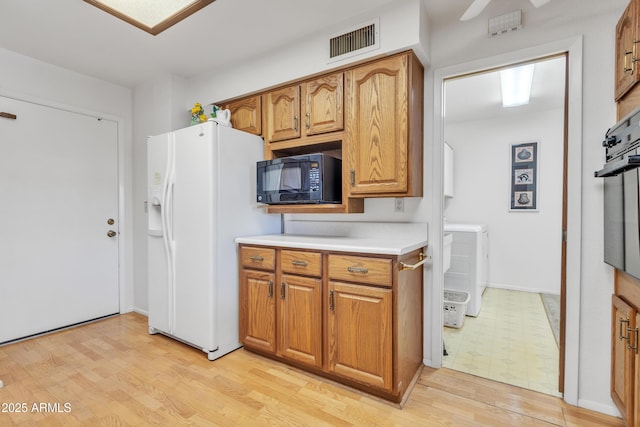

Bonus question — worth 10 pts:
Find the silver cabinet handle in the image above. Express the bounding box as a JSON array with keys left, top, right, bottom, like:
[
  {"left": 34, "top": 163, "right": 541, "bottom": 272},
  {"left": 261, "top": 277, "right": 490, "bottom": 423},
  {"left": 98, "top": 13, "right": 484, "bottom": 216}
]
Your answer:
[
  {"left": 620, "top": 318, "right": 630, "bottom": 341},
  {"left": 268, "top": 280, "right": 273, "bottom": 298},
  {"left": 249, "top": 255, "right": 264, "bottom": 262},
  {"left": 347, "top": 266, "right": 368, "bottom": 274},
  {"left": 628, "top": 326, "right": 639, "bottom": 353},
  {"left": 291, "top": 260, "right": 308, "bottom": 267}
]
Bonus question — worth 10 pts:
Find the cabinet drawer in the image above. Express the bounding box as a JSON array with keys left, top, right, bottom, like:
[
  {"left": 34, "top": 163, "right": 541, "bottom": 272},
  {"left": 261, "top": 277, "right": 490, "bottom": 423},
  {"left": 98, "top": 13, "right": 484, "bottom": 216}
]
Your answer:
[
  {"left": 240, "top": 246, "right": 275, "bottom": 271},
  {"left": 281, "top": 250, "right": 322, "bottom": 277},
  {"left": 328, "top": 255, "right": 392, "bottom": 287}
]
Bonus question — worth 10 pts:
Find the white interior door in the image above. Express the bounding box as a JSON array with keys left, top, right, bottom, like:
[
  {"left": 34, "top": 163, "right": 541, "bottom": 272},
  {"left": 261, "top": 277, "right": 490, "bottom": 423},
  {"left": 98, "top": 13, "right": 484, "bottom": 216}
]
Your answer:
[{"left": 0, "top": 96, "right": 119, "bottom": 343}]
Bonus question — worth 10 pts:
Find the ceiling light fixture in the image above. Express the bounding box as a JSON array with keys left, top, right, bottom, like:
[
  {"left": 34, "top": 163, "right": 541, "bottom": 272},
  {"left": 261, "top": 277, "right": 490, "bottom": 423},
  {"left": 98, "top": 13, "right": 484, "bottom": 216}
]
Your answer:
[
  {"left": 500, "top": 64, "right": 535, "bottom": 107},
  {"left": 84, "top": 0, "right": 215, "bottom": 35}
]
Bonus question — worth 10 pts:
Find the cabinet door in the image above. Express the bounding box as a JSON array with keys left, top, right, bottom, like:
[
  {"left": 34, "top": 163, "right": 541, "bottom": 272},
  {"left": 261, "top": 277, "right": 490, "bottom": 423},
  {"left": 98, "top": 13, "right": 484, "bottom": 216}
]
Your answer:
[
  {"left": 266, "top": 85, "right": 301, "bottom": 142},
  {"left": 279, "top": 274, "right": 323, "bottom": 367},
  {"left": 615, "top": 0, "right": 640, "bottom": 101},
  {"left": 303, "top": 72, "right": 344, "bottom": 136},
  {"left": 346, "top": 54, "right": 408, "bottom": 195},
  {"left": 612, "top": 294, "right": 635, "bottom": 424},
  {"left": 240, "top": 270, "right": 276, "bottom": 353},
  {"left": 225, "top": 96, "right": 262, "bottom": 135},
  {"left": 328, "top": 281, "right": 393, "bottom": 391}
]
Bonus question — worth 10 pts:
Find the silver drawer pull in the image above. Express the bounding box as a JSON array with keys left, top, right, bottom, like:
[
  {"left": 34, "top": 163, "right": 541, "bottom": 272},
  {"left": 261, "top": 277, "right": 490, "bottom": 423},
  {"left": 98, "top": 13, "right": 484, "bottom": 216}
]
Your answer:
[
  {"left": 291, "top": 260, "right": 308, "bottom": 267},
  {"left": 347, "top": 266, "right": 368, "bottom": 274},
  {"left": 249, "top": 255, "right": 264, "bottom": 262}
]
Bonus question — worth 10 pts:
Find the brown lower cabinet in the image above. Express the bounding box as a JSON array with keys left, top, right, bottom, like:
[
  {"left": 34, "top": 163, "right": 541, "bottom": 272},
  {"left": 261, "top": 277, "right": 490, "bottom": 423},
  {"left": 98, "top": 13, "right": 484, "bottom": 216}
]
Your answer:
[
  {"left": 612, "top": 270, "right": 640, "bottom": 426},
  {"left": 238, "top": 244, "right": 424, "bottom": 403}
]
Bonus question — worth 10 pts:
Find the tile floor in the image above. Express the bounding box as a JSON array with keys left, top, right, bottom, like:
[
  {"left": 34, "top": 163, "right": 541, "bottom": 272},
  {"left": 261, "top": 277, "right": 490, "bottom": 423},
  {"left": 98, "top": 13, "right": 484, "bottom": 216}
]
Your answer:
[{"left": 442, "top": 287, "right": 560, "bottom": 397}]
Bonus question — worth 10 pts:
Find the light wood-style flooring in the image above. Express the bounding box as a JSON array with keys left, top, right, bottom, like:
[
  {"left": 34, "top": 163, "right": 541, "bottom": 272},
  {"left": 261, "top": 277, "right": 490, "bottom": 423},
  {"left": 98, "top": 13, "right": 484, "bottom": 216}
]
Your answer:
[
  {"left": 0, "top": 313, "right": 622, "bottom": 426},
  {"left": 443, "top": 288, "right": 560, "bottom": 396}
]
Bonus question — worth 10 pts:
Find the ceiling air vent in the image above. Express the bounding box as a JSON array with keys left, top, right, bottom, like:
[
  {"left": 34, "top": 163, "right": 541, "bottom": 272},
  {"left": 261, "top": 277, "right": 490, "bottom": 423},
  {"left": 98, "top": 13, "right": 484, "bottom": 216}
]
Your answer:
[{"left": 328, "top": 18, "right": 379, "bottom": 63}]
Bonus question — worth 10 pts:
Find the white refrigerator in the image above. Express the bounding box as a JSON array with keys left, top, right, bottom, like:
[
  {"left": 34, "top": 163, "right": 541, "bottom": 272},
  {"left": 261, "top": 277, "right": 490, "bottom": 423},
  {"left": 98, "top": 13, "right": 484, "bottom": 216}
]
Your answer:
[{"left": 147, "top": 121, "right": 279, "bottom": 360}]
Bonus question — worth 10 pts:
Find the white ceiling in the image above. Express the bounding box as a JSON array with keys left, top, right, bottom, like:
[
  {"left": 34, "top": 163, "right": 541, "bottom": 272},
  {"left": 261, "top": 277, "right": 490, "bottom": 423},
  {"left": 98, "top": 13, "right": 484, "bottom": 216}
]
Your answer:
[
  {"left": 0, "top": 0, "right": 567, "bottom": 122},
  {"left": 0, "top": 0, "right": 398, "bottom": 88},
  {"left": 445, "top": 56, "right": 566, "bottom": 124}
]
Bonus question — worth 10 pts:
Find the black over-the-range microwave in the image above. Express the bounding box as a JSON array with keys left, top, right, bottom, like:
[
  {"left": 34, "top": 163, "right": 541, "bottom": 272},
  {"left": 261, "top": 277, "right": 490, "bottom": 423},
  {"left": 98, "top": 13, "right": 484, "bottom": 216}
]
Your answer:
[{"left": 256, "top": 153, "right": 342, "bottom": 205}]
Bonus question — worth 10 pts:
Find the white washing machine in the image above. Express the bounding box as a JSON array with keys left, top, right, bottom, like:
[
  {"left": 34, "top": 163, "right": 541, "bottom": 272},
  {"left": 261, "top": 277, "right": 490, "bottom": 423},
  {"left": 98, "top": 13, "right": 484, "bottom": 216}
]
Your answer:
[{"left": 443, "top": 223, "right": 489, "bottom": 317}]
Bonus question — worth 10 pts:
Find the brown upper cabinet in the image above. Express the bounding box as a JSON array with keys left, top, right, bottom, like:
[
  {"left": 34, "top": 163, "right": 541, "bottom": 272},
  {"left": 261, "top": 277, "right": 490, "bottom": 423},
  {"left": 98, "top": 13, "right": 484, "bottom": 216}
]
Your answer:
[
  {"left": 615, "top": 0, "right": 640, "bottom": 101},
  {"left": 265, "top": 84, "right": 301, "bottom": 142},
  {"left": 223, "top": 95, "right": 262, "bottom": 135},
  {"left": 215, "top": 50, "right": 423, "bottom": 213},
  {"left": 303, "top": 73, "right": 344, "bottom": 136},
  {"left": 265, "top": 72, "right": 344, "bottom": 144},
  {"left": 345, "top": 52, "right": 423, "bottom": 197}
]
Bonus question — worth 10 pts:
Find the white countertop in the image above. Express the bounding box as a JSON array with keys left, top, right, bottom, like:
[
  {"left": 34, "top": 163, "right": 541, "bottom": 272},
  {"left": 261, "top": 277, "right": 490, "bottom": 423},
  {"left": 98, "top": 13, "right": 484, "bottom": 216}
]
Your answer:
[{"left": 235, "top": 234, "right": 428, "bottom": 255}]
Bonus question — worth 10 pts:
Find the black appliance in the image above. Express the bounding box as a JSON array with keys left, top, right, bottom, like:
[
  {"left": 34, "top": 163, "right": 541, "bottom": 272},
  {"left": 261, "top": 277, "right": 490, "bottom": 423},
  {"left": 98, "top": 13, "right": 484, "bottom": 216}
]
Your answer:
[
  {"left": 256, "top": 153, "right": 341, "bottom": 204},
  {"left": 595, "top": 107, "right": 640, "bottom": 279}
]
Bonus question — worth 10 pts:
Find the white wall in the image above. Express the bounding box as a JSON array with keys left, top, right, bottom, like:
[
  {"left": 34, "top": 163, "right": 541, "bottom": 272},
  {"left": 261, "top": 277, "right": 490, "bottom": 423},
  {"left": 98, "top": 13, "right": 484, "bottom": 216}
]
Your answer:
[
  {"left": 445, "top": 108, "right": 564, "bottom": 294},
  {"left": 0, "top": 48, "right": 135, "bottom": 312},
  {"left": 131, "top": 73, "right": 188, "bottom": 314},
  {"left": 426, "top": 0, "right": 626, "bottom": 415},
  {"left": 185, "top": 0, "right": 429, "bottom": 105}
]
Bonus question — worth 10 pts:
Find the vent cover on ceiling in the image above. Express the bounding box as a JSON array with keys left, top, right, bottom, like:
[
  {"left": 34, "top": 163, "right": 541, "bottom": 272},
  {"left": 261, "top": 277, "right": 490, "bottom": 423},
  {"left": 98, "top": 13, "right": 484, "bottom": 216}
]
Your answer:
[
  {"left": 328, "top": 18, "right": 379, "bottom": 63},
  {"left": 488, "top": 10, "right": 522, "bottom": 37}
]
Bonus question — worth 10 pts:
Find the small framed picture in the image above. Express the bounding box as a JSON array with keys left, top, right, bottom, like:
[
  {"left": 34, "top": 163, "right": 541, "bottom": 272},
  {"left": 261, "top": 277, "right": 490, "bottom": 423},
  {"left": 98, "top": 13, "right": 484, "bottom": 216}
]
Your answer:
[
  {"left": 513, "top": 191, "right": 534, "bottom": 207},
  {"left": 514, "top": 145, "right": 535, "bottom": 163},
  {"left": 514, "top": 168, "right": 534, "bottom": 185},
  {"left": 510, "top": 142, "right": 538, "bottom": 211}
]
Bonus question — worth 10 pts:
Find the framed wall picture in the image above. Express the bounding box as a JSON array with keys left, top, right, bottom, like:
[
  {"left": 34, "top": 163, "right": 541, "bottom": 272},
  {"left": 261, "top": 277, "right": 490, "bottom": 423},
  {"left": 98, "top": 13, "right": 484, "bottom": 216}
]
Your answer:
[{"left": 510, "top": 142, "right": 538, "bottom": 211}]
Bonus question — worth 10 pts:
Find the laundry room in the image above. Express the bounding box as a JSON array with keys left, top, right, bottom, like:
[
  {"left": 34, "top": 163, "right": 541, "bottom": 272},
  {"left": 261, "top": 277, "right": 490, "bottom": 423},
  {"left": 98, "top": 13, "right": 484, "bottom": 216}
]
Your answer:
[{"left": 441, "top": 55, "right": 565, "bottom": 396}]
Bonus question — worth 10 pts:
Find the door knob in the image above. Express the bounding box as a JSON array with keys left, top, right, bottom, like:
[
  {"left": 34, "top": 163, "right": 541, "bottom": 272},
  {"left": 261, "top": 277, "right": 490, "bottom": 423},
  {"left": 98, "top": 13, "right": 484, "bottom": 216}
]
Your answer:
[
  {"left": 107, "top": 218, "right": 115, "bottom": 225},
  {"left": 107, "top": 230, "right": 117, "bottom": 237}
]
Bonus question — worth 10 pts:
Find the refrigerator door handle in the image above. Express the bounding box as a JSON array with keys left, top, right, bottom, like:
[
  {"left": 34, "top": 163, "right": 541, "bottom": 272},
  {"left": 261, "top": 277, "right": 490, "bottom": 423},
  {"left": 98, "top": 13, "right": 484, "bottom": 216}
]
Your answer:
[{"left": 161, "top": 138, "right": 177, "bottom": 333}]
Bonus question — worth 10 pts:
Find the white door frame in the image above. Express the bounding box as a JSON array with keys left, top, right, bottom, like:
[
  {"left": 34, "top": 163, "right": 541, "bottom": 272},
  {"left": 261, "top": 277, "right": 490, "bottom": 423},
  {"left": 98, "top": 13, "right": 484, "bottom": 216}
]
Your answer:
[
  {"left": 428, "top": 36, "right": 583, "bottom": 406},
  {"left": 0, "top": 89, "right": 132, "bottom": 315}
]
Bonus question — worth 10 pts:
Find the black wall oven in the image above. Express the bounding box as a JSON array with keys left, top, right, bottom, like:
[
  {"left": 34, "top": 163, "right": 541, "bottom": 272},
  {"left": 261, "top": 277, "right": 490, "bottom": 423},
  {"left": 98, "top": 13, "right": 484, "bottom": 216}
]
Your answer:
[{"left": 596, "top": 107, "right": 640, "bottom": 279}]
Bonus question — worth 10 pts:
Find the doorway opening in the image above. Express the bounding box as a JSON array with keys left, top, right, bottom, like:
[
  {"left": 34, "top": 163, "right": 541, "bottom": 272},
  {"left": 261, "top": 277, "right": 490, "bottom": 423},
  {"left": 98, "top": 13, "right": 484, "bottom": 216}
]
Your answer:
[{"left": 440, "top": 54, "right": 567, "bottom": 396}]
